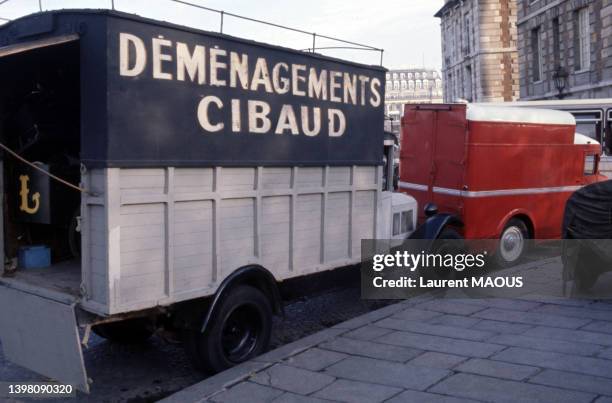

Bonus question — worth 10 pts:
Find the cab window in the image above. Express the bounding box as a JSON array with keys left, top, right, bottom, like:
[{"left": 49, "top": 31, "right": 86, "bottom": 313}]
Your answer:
[
  {"left": 572, "top": 110, "right": 603, "bottom": 144},
  {"left": 606, "top": 109, "right": 612, "bottom": 155}
]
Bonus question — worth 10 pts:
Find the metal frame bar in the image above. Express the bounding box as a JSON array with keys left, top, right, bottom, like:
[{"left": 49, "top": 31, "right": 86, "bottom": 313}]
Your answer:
[
  {"left": 0, "top": 0, "right": 384, "bottom": 64},
  {"left": 170, "top": 0, "right": 383, "bottom": 64}
]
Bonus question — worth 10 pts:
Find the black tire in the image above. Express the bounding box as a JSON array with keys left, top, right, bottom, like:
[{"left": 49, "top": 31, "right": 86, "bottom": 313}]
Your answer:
[
  {"left": 495, "top": 218, "right": 530, "bottom": 267},
  {"left": 186, "top": 285, "right": 272, "bottom": 373},
  {"left": 92, "top": 317, "right": 155, "bottom": 344},
  {"left": 426, "top": 228, "right": 465, "bottom": 280},
  {"left": 573, "top": 247, "right": 602, "bottom": 293}
]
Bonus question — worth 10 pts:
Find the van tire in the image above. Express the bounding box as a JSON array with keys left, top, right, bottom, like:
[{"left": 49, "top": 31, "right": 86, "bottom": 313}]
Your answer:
[
  {"left": 423, "top": 228, "right": 465, "bottom": 280},
  {"left": 495, "top": 218, "right": 530, "bottom": 267},
  {"left": 186, "top": 285, "right": 272, "bottom": 373},
  {"left": 92, "top": 318, "right": 155, "bottom": 344}
]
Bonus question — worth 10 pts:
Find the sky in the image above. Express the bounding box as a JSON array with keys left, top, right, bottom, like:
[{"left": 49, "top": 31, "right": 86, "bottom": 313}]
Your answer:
[{"left": 0, "top": 0, "right": 445, "bottom": 69}]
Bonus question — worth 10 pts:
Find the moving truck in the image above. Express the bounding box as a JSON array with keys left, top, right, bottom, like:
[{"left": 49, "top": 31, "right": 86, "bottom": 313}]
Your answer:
[
  {"left": 399, "top": 103, "right": 605, "bottom": 266},
  {"left": 0, "top": 10, "right": 418, "bottom": 391}
]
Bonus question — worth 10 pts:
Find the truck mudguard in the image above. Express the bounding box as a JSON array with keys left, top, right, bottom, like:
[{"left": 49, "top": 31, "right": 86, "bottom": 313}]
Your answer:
[{"left": 200, "top": 265, "right": 283, "bottom": 333}]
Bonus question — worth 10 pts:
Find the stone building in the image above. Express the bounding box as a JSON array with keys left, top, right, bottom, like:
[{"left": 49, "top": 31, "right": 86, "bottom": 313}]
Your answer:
[
  {"left": 518, "top": 0, "right": 612, "bottom": 100},
  {"left": 384, "top": 68, "right": 444, "bottom": 134},
  {"left": 435, "top": 0, "right": 519, "bottom": 102}
]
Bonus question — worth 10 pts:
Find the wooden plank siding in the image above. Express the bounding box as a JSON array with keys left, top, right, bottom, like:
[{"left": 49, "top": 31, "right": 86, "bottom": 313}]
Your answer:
[{"left": 81, "top": 165, "right": 381, "bottom": 315}]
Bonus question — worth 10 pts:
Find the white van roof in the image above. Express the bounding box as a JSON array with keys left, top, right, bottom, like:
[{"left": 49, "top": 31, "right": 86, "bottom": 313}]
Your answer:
[{"left": 467, "top": 104, "right": 576, "bottom": 126}]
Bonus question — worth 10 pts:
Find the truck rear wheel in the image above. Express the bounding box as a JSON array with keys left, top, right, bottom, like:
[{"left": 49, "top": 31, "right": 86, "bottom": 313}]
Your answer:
[
  {"left": 496, "top": 218, "right": 530, "bottom": 267},
  {"left": 186, "top": 285, "right": 272, "bottom": 373}
]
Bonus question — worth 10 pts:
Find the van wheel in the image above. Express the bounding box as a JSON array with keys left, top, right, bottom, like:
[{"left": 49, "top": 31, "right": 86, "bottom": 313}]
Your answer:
[
  {"left": 186, "top": 285, "right": 272, "bottom": 373},
  {"left": 496, "top": 218, "right": 530, "bottom": 267},
  {"left": 425, "top": 228, "right": 465, "bottom": 280},
  {"left": 92, "top": 317, "right": 155, "bottom": 344}
]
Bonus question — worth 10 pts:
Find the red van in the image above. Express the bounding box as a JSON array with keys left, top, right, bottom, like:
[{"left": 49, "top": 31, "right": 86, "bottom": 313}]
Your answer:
[{"left": 399, "top": 103, "right": 606, "bottom": 265}]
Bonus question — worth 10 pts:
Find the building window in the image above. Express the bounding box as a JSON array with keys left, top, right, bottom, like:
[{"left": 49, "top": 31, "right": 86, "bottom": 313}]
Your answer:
[
  {"left": 393, "top": 81, "right": 399, "bottom": 90},
  {"left": 416, "top": 80, "right": 422, "bottom": 89},
  {"left": 552, "top": 17, "right": 561, "bottom": 66},
  {"left": 464, "top": 13, "right": 471, "bottom": 55},
  {"left": 423, "top": 79, "right": 429, "bottom": 89},
  {"left": 408, "top": 80, "right": 415, "bottom": 90},
  {"left": 401, "top": 80, "right": 407, "bottom": 89},
  {"left": 531, "top": 27, "right": 543, "bottom": 82},
  {"left": 464, "top": 65, "right": 473, "bottom": 102},
  {"left": 577, "top": 7, "right": 590, "bottom": 71}
]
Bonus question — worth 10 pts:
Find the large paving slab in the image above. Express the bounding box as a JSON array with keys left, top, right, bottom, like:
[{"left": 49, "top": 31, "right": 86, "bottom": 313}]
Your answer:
[
  {"left": 430, "top": 373, "right": 596, "bottom": 403},
  {"left": 323, "top": 356, "right": 451, "bottom": 390}
]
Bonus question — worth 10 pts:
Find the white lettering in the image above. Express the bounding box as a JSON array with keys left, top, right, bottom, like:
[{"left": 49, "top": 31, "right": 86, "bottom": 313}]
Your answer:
[
  {"left": 301, "top": 106, "right": 321, "bottom": 137},
  {"left": 358, "top": 75, "right": 370, "bottom": 106},
  {"left": 197, "top": 96, "right": 224, "bottom": 132},
  {"left": 370, "top": 78, "right": 381, "bottom": 107},
  {"left": 328, "top": 109, "right": 346, "bottom": 137},
  {"left": 251, "top": 58, "right": 273, "bottom": 93},
  {"left": 152, "top": 36, "right": 173, "bottom": 80},
  {"left": 119, "top": 33, "right": 146, "bottom": 77},
  {"left": 210, "top": 48, "right": 227, "bottom": 86},
  {"left": 176, "top": 42, "right": 205, "bottom": 84},
  {"left": 231, "top": 99, "right": 241, "bottom": 132},
  {"left": 292, "top": 64, "right": 307, "bottom": 96},
  {"left": 272, "top": 63, "right": 290, "bottom": 94},
  {"left": 343, "top": 73, "right": 357, "bottom": 105},
  {"left": 329, "top": 71, "right": 342, "bottom": 102},
  {"left": 248, "top": 100, "right": 271, "bottom": 133},
  {"left": 308, "top": 68, "right": 328, "bottom": 100},
  {"left": 275, "top": 105, "right": 299, "bottom": 135},
  {"left": 229, "top": 52, "right": 249, "bottom": 89}
]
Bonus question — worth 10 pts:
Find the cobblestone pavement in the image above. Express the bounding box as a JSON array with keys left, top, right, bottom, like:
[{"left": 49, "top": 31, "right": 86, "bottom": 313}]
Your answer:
[
  {"left": 162, "top": 258, "right": 612, "bottom": 403},
  {"left": 0, "top": 276, "right": 393, "bottom": 403}
]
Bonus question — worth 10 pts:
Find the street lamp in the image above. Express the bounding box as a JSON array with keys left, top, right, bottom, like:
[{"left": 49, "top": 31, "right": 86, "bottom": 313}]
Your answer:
[{"left": 552, "top": 66, "right": 569, "bottom": 99}]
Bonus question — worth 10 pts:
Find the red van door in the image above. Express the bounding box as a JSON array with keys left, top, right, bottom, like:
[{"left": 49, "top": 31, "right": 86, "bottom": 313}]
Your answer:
[{"left": 401, "top": 104, "right": 468, "bottom": 221}]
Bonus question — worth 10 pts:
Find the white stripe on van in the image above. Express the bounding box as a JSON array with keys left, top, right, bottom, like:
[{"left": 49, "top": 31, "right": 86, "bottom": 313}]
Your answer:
[{"left": 398, "top": 181, "right": 582, "bottom": 198}]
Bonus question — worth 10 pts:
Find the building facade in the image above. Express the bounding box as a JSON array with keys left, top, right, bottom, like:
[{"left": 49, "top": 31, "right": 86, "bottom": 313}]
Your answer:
[
  {"left": 518, "top": 0, "right": 612, "bottom": 100},
  {"left": 384, "top": 68, "right": 444, "bottom": 134},
  {"left": 435, "top": 0, "right": 519, "bottom": 103}
]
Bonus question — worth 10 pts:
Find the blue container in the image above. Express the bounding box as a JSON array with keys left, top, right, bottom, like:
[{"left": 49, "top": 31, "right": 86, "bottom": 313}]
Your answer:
[{"left": 18, "top": 245, "right": 51, "bottom": 269}]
